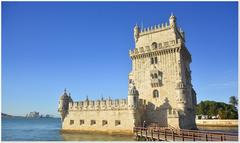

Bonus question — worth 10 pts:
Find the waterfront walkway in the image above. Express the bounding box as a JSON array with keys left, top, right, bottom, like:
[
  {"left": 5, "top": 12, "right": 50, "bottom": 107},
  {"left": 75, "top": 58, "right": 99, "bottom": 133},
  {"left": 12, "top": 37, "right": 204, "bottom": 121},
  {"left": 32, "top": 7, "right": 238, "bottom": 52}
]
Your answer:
[{"left": 133, "top": 127, "right": 238, "bottom": 141}]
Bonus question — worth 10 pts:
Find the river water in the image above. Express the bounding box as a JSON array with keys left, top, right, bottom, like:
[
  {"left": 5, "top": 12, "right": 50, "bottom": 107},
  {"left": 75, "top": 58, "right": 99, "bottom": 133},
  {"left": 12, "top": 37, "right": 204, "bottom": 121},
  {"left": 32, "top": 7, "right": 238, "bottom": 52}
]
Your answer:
[{"left": 2, "top": 118, "right": 238, "bottom": 141}]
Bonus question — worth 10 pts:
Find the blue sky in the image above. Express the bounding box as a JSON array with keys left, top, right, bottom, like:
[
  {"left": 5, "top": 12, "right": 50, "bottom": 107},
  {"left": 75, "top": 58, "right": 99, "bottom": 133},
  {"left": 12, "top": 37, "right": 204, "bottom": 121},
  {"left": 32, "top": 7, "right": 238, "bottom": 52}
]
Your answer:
[{"left": 2, "top": 2, "right": 238, "bottom": 116}]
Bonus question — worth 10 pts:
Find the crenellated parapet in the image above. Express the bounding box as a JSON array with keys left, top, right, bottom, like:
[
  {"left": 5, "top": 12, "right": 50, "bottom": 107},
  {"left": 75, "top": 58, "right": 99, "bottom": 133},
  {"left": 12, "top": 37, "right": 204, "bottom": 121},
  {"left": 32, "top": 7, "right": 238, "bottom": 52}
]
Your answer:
[
  {"left": 135, "top": 13, "right": 184, "bottom": 39},
  {"left": 132, "top": 14, "right": 185, "bottom": 58},
  {"left": 69, "top": 98, "right": 128, "bottom": 111},
  {"left": 139, "top": 22, "right": 170, "bottom": 36}
]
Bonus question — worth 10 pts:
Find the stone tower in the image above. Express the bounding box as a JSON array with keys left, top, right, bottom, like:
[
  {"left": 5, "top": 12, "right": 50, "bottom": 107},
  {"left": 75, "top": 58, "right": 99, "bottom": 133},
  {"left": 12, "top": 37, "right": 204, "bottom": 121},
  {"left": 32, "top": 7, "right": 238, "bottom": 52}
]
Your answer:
[
  {"left": 58, "top": 89, "right": 73, "bottom": 121},
  {"left": 129, "top": 14, "right": 197, "bottom": 129}
]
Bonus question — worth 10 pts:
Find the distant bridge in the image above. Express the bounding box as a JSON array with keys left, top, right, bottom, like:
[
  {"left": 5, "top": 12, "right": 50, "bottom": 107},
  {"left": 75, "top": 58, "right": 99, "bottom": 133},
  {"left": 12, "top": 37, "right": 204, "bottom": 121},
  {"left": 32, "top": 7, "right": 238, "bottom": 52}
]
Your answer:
[{"left": 133, "top": 127, "right": 238, "bottom": 141}]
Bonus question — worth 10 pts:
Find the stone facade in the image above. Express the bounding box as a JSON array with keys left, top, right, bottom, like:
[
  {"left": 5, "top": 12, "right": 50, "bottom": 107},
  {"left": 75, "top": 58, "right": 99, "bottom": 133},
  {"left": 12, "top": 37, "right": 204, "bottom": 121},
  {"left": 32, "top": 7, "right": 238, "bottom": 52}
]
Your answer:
[
  {"left": 58, "top": 14, "right": 197, "bottom": 134},
  {"left": 58, "top": 85, "right": 142, "bottom": 134}
]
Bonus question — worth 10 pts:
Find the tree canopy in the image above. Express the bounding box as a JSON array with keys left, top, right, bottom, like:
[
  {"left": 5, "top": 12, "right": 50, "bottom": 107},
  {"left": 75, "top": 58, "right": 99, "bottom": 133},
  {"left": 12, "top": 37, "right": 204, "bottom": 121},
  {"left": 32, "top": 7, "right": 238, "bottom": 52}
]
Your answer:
[{"left": 196, "top": 99, "right": 238, "bottom": 119}]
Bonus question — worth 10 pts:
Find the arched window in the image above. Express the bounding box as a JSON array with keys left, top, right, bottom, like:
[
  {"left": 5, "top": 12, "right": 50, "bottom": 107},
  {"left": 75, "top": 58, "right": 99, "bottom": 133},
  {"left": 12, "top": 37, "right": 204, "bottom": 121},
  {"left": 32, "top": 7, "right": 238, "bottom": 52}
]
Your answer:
[
  {"left": 159, "top": 43, "right": 162, "bottom": 48},
  {"left": 150, "top": 57, "right": 158, "bottom": 64},
  {"left": 153, "top": 90, "right": 159, "bottom": 98},
  {"left": 151, "top": 42, "right": 157, "bottom": 49}
]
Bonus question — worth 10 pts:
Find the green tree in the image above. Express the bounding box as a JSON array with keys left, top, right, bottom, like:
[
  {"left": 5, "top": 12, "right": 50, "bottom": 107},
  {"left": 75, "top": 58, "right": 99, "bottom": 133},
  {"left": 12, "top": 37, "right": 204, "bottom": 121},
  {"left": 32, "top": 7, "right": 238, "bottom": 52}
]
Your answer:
[{"left": 196, "top": 100, "right": 238, "bottom": 119}]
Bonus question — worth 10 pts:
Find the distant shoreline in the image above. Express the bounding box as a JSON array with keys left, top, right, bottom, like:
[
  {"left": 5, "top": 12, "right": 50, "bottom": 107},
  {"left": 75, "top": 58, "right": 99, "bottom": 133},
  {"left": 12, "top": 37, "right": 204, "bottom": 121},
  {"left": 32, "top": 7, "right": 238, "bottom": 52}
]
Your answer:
[
  {"left": 2, "top": 113, "right": 238, "bottom": 128},
  {"left": 1, "top": 113, "right": 60, "bottom": 119}
]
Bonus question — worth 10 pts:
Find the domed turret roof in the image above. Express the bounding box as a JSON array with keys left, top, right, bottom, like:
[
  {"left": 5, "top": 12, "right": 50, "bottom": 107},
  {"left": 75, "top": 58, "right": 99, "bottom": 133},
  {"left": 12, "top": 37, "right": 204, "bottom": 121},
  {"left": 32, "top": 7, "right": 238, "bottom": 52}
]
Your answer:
[
  {"left": 134, "top": 23, "right": 139, "bottom": 29},
  {"left": 170, "top": 12, "right": 176, "bottom": 19},
  {"left": 129, "top": 85, "right": 139, "bottom": 95},
  {"left": 60, "top": 89, "right": 69, "bottom": 100},
  {"left": 68, "top": 93, "right": 73, "bottom": 102}
]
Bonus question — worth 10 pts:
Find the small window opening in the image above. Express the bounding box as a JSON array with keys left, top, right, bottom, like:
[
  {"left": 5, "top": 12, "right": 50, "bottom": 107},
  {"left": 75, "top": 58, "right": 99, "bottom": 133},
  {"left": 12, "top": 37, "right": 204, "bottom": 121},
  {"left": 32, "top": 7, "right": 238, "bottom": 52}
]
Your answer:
[
  {"left": 102, "top": 120, "right": 108, "bottom": 126},
  {"left": 70, "top": 120, "right": 74, "bottom": 125},
  {"left": 91, "top": 120, "right": 96, "bottom": 125},
  {"left": 115, "top": 120, "right": 121, "bottom": 126},
  {"left": 80, "top": 120, "right": 84, "bottom": 125}
]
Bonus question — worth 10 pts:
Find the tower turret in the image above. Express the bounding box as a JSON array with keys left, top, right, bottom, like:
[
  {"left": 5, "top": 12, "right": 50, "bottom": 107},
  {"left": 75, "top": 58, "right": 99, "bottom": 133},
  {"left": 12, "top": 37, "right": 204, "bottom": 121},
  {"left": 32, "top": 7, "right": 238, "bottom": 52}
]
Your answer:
[
  {"left": 58, "top": 89, "right": 72, "bottom": 121},
  {"left": 179, "top": 28, "right": 185, "bottom": 40},
  {"left": 176, "top": 82, "right": 187, "bottom": 112},
  {"left": 169, "top": 13, "right": 177, "bottom": 28},
  {"left": 128, "top": 81, "right": 139, "bottom": 109},
  {"left": 134, "top": 24, "right": 140, "bottom": 43}
]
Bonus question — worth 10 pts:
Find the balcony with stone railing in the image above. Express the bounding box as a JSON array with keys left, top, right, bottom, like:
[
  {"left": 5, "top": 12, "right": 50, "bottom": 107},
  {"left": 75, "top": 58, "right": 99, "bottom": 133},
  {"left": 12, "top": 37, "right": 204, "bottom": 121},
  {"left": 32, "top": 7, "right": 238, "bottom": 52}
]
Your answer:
[
  {"left": 129, "top": 39, "right": 182, "bottom": 57},
  {"left": 151, "top": 78, "right": 162, "bottom": 87}
]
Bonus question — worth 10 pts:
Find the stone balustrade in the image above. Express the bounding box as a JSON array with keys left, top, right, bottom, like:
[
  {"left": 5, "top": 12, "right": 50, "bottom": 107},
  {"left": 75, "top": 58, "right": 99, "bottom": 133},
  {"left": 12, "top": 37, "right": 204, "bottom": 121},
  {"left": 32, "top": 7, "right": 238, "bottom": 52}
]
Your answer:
[{"left": 129, "top": 40, "right": 182, "bottom": 57}]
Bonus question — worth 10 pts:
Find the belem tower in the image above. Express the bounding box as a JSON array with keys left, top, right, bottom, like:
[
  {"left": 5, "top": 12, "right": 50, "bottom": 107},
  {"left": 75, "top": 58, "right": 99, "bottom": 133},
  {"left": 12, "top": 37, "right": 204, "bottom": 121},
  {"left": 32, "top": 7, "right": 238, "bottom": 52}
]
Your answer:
[{"left": 58, "top": 14, "right": 197, "bottom": 134}]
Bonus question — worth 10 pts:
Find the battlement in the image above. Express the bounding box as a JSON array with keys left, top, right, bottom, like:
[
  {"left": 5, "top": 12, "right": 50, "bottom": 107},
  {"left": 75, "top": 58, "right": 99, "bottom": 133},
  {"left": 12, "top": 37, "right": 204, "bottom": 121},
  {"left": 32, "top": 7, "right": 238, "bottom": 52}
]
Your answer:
[
  {"left": 139, "top": 22, "right": 171, "bottom": 36},
  {"left": 134, "top": 14, "right": 185, "bottom": 48},
  {"left": 69, "top": 98, "right": 128, "bottom": 111}
]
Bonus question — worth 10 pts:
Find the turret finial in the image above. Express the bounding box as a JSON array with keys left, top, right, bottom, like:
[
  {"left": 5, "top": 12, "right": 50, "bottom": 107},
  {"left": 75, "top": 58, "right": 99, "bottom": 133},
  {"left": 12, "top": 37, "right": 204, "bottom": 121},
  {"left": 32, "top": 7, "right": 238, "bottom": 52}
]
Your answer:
[
  {"left": 64, "top": 88, "right": 67, "bottom": 93},
  {"left": 169, "top": 13, "right": 177, "bottom": 28},
  {"left": 134, "top": 23, "right": 140, "bottom": 43}
]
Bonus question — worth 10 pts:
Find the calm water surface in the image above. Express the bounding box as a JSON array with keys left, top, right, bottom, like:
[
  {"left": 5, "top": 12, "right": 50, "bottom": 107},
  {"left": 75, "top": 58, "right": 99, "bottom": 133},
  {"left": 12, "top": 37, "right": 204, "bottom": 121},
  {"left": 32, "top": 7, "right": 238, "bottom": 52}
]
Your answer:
[
  {"left": 2, "top": 118, "right": 134, "bottom": 141},
  {"left": 2, "top": 118, "right": 238, "bottom": 141}
]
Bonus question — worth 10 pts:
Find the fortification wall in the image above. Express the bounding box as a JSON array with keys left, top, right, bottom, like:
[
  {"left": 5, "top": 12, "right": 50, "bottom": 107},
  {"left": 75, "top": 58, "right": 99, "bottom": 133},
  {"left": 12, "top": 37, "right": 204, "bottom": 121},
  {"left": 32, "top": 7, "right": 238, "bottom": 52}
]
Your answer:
[{"left": 62, "top": 109, "right": 138, "bottom": 134}]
